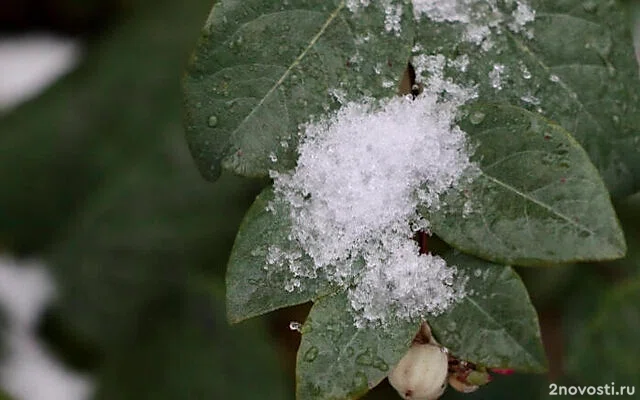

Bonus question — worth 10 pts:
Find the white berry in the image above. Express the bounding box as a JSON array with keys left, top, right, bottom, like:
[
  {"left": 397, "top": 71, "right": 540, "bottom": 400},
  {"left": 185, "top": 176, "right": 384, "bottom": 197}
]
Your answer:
[{"left": 388, "top": 343, "right": 449, "bottom": 400}]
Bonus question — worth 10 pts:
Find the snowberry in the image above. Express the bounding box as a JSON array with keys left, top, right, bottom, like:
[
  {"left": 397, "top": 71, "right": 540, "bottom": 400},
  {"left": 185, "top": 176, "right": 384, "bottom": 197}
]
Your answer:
[{"left": 388, "top": 343, "right": 448, "bottom": 400}]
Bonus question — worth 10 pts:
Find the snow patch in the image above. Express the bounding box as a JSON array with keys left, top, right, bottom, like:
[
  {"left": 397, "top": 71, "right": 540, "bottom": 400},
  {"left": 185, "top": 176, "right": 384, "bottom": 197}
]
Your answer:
[{"left": 269, "top": 56, "right": 476, "bottom": 326}]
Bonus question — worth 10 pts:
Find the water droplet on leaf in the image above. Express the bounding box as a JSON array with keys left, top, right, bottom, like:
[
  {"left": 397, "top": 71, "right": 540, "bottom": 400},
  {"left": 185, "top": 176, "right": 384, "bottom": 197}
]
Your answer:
[
  {"left": 612, "top": 115, "right": 620, "bottom": 126},
  {"left": 355, "top": 348, "right": 374, "bottom": 366},
  {"left": 351, "top": 372, "right": 368, "bottom": 393},
  {"left": 372, "top": 357, "right": 389, "bottom": 372},
  {"left": 582, "top": 0, "right": 598, "bottom": 13},
  {"left": 289, "top": 321, "right": 302, "bottom": 332},
  {"left": 207, "top": 115, "right": 218, "bottom": 127},
  {"left": 469, "top": 111, "right": 486, "bottom": 125},
  {"left": 304, "top": 346, "right": 319, "bottom": 362}
]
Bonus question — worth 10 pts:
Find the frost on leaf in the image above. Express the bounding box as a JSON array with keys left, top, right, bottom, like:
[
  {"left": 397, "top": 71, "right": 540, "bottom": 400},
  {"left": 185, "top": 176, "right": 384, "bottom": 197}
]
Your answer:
[
  {"left": 267, "top": 56, "right": 477, "bottom": 327},
  {"left": 411, "top": 0, "right": 535, "bottom": 49}
]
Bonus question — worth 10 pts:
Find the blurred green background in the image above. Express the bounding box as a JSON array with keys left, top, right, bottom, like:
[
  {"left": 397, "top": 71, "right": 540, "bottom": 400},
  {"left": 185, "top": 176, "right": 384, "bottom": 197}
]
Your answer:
[{"left": 0, "top": 0, "right": 639, "bottom": 399}]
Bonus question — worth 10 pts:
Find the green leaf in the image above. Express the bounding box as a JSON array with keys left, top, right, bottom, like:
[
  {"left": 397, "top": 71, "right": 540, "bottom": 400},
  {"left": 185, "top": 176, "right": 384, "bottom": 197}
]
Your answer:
[
  {"left": 414, "top": 0, "right": 640, "bottom": 198},
  {"left": 94, "top": 290, "right": 293, "bottom": 400},
  {"left": 226, "top": 187, "right": 338, "bottom": 323},
  {"left": 430, "top": 251, "right": 547, "bottom": 372},
  {"left": 296, "top": 292, "right": 418, "bottom": 400},
  {"left": 565, "top": 277, "right": 640, "bottom": 387},
  {"left": 183, "top": 0, "right": 414, "bottom": 181},
  {"left": 426, "top": 104, "right": 625, "bottom": 266}
]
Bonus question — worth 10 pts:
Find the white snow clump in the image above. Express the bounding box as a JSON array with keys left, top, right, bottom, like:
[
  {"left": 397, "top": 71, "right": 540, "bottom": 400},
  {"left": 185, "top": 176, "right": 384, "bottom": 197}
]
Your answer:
[
  {"left": 270, "top": 57, "right": 476, "bottom": 326},
  {"left": 348, "top": 0, "right": 536, "bottom": 50}
]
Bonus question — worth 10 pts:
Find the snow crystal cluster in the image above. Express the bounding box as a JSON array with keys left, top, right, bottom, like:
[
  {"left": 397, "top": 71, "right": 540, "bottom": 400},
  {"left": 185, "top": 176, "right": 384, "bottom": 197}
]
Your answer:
[
  {"left": 269, "top": 56, "right": 476, "bottom": 326},
  {"left": 348, "top": 0, "right": 536, "bottom": 50},
  {"left": 412, "top": 0, "right": 535, "bottom": 49}
]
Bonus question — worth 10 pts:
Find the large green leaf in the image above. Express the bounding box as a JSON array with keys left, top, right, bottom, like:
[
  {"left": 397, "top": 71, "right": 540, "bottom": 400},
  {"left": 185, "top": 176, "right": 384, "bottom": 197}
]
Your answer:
[
  {"left": 426, "top": 104, "right": 625, "bottom": 266},
  {"left": 565, "top": 277, "right": 640, "bottom": 387},
  {"left": 430, "top": 251, "right": 547, "bottom": 372},
  {"left": 414, "top": 0, "right": 640, "bottom": 198},
  {"left": 183, "top": 0, "right": 414, "bottom": 180},
  {"left": 226, "top": 187, "right": 338, "bottom": 323},
  {"left": 296, "top": 292, "right": 418, "bottom": 400},
  {"left": 94, "top": 290, "right": 292, "bottom": 400}
]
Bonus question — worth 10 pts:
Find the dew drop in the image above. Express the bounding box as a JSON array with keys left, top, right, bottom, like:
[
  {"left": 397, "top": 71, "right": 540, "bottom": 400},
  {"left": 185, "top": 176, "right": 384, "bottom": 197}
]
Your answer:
[
  {"left": 588, "top": 35, "right": 612, "bottom": 59},
  {"left": 352, "top": 372, "right": 368, "bottom": 392},
  {"left": 289, "top": 321, "right": 302, "bottom": 332},
  {"left": 541, "top": 154, "right": 555, "bottom": 165},
  {"left": 207, "top": 115, "right": 218, "bottom": 127},
  {"left": 303, "top": 346, "right": 319, "bottom": 362},
  {"left": 582, "top": 0, "right": 598, "bottom": 13},
  {"left": 612, "top": 115, "right": 620, "bottom": 126},
  {"left": 372, "top": 357, "right": 389, "bottom": 372},
  {"left": 520, "top": 94, "right": 540, "bottom": 105},
  {"left": 549, "top": 74, "right": 560, "bottom": 83},
  {"left": 469, "top": 111, "right": 486, "bottom": 125},
  {"left": 355, "top": 348, "right": 374, "bottom": 366}
]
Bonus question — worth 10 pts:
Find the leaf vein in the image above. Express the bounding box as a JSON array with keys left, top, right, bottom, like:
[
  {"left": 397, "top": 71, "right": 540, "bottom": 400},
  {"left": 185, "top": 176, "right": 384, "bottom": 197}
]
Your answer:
[
  {"left": 480, "top": 171, "right": 595, "bottom": 235},
  {"left": 230, "top": 3, "right": 346, "bottom": 138}
]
